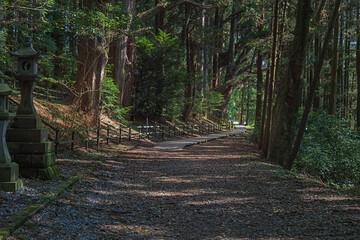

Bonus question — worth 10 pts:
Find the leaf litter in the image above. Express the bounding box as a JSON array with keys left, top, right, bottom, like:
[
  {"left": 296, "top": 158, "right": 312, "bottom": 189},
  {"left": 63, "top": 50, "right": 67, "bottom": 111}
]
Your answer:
[{"left": 4, "top": 133, "right": 360, "bottom": 239}]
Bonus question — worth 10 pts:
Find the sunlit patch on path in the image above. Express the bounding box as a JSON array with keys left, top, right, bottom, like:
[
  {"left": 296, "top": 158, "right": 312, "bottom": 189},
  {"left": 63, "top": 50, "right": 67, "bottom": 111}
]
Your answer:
[{"left": 9, "top": 133, "right": 360, "bottom": 239}]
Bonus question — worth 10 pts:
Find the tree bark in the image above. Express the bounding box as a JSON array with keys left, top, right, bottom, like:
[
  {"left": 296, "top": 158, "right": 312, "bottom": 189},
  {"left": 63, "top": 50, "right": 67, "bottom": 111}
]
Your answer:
[
  {"left": 268, "top": 0, "right": 312, "bottom": 166},
  {"left": 287, "top": 0, "right": 342, "bottom": 170},
  {"left": 108, "top": 0, "right": 135, "bottom": 107},
  {"left": 154, "top": 0, "right": 166, "bottom": 117},
  {"left": 259, "top": 56, "right": 270, "bottom": 149},
  {"left": 212, "top": 9, "right": 223, "bottom": 89},
  {"left": 255, "top": 50, "right": 263, "bottom": 130},
  {"left": 74, "top": 36, "right": 108, "bottom": 121},
  {"left": 357, "top": 6, "right": 360, "bottom": 128},
  {"left": 182, "top": 4, "right": 196, "bottom": 121},
  {"left": 329, "top": 12, "right": 338, "bottom": 115},
  {"left": 261, "top": 0, "right": 279, "bottom": 158}
]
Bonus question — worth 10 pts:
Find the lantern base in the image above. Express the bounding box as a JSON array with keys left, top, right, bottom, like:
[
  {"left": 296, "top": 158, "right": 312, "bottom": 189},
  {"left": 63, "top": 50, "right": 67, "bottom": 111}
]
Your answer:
[
  {"left": 0, "top": 162, "right": 24, "bottom": 191},
  {"left": 7, "top": 128, "right": 49, "bottom": 142},
  {"left": 0, "top": 179, "right": 24, "bottom": 192},
  {"left": 19, "top": 165, "right": 59, "bottom": 180},
  {"left": 7, "top": 141, "right": 59, "bottom": 180},
  {"left": 11, "top": 115, "right": 43, "bottom": 129}
]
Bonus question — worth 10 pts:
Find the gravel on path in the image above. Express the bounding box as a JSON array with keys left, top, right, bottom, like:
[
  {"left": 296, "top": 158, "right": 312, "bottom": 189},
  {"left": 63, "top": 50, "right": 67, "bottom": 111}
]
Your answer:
[{"left": 6, "top": 133, "right": 360, "bottom": 239}]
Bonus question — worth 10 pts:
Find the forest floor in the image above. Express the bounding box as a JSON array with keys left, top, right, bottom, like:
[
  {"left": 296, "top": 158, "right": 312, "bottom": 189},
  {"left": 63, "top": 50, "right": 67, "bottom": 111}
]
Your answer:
[{"left": 3, "top": 132, "right": 360, "bottom": 239}]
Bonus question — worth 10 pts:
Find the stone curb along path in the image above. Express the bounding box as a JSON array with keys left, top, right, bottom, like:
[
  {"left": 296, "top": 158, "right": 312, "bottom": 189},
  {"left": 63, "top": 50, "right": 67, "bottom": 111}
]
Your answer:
[
  {"left": 0, "top": 158, "right": 107, "bottom": 240},
  {"left": 154, "top": 127, "right": 246, "bottom": 150},
  {"left": 0, "top": 175, "right": 81, "bottom": 240}
]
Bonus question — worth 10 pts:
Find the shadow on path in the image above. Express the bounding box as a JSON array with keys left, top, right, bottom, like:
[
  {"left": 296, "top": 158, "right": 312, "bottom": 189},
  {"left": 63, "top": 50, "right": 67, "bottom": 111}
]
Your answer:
[{"left": 10, "top": 133, "right": 360, "bottom": 239}]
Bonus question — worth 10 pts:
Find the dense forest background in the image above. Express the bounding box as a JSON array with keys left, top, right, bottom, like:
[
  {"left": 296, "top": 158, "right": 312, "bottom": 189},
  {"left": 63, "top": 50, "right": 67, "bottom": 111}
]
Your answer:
[{"left": 1, "top": 0, "right": 360, "bottom": 190}]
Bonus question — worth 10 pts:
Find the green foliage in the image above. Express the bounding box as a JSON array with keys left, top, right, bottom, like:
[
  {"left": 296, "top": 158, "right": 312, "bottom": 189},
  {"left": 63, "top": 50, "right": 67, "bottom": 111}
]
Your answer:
[
  {"left": 134, "top": 30, "right": 185, "bottom": 120},
  {"left": 101, "top": 76, "right": 131, "bottom": 123},
  {"left": 295, "top": 111, "right": 360, "bottom": 189},
  {"left": 193, "top": 90, "right": 225, "bottom": 115},
  {"left": 65, "top": 1, "right": 127, "bottom": 38}
]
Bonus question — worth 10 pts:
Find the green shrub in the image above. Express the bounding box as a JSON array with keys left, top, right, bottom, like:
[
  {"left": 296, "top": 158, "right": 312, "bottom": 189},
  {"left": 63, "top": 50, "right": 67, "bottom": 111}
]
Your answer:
[
  {"left": 100, "top": 76, "right": 131, "bottom": 123},
  {"left": 193, "top": 90, "right": 225, "bottom": 116},
  {"left": 294, "top": 111, "right": 360, "bottom": 189}
]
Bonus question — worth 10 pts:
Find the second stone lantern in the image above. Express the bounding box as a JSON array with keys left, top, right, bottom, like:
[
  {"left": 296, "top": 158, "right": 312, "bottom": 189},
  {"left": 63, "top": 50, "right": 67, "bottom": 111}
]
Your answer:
[{"left": 7, "top": 36, "right": 59, "bottom": 180}]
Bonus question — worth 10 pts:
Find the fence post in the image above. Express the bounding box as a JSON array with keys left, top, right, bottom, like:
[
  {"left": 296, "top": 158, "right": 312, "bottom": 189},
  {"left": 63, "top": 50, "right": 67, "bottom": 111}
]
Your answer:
[
  {"left": 118, "top": 127, "right": 122, "bottom": 144},
  {"left": 97, "top": 128, "right": 100, "bottom": 147},
  {"left": 55, "top": 129, "right": 59, "bottom": 154},
  {"left": 85, "top": 130, "right": 89, "bottom": 149},
  {"left": 106, "top": 127, "right": 110, "bottom": 145},
  {"left": 128, "top": 127, "right": 131, "bottom": 141},
  {"left": 154, "top": 125, "right": 157, "bottom": 138},
  {"left": 168, "top": 125, "right": 171, "bottom": 137},
  {"left": 71, "top": 131, "right": 75, "bottom": 150},
  {"left": 173, "top": 125, "right": 176, "bottom": 137}
]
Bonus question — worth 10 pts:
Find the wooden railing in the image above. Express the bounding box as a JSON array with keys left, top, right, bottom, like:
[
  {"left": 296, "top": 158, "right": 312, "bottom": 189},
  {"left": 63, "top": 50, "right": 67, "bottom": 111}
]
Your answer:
[
  {"left": 8, "top": 79, "right": 69, "bottom": 102},
  {"left": 52, "top": 123, "right": 227, "bottom": 154},
  {"left": 8, "top": 96, "right": 228, "bottom": 154}
]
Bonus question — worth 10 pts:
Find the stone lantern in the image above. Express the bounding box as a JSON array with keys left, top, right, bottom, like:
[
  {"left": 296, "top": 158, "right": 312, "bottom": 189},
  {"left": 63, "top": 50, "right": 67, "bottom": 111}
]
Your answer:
[
  {"left": 0, "top": 72, "right": 24, "bottom": 191},
  {"left": 6, "top": 36, "right": 59, "bottom": 180}
]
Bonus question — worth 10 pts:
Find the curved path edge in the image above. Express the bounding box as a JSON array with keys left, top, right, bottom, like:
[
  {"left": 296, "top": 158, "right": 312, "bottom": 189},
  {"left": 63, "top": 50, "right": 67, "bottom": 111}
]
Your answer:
[{"left": 154, "top": 126, "right": 246, "bottom": 151}]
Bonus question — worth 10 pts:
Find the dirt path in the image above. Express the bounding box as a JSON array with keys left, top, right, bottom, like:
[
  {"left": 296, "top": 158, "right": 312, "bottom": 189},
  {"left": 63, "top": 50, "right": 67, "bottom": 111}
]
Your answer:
[{"left": 10, "top": 133, "right": 360, "bottom": 239}]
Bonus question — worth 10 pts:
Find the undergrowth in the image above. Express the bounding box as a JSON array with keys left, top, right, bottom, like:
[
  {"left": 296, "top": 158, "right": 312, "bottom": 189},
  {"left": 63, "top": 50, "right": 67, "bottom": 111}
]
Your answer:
[{"left": 294, "top": 111, "right": 360, "bottom": 190}]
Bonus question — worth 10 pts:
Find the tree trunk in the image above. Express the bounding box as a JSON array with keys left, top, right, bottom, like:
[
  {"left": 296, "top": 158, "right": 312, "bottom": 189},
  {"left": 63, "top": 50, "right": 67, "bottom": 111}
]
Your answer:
[
  {"left": 329, "top": 7, "right": 339, "bottom": 114},
  {"left": 212, "top": 9, "right": 222, "bottom": 89},
  {"left": 259, "top": 56, "right": 270, "bottom": 149},
  {"left": 261, "top": 0, "right": 279, "bottom": 158},
  {"left": 268, "top": 0, "right": 311, "bottom": 166},
  {"left": 94, "top": 38, "right": 108, "bottom": 124},
  {"left": 287, "top": 0, "right": 342, "bottom": 170},
  {"left": 357, "top": 6, "right": 360, "bottom": 128},
  {"left": 108, "top": 0, "right": 135, "bottom": 107},
  {"left": 182, "top": 5, "right": 197, "bottom": 121},
  {"left": 154, "top": 0, "right": 166, "bottom": 117},
  {"left": 255, "top": 50, "right": 263, "bottom": 130},
  {"left": 74, "top": 36, "right": 108, "bottom": 121}
]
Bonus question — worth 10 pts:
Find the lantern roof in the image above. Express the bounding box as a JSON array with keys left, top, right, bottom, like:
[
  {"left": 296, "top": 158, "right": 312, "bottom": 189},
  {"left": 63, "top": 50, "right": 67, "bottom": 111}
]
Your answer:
[{"left": 10, "top": 36, "right": 41, "bottom": 59}]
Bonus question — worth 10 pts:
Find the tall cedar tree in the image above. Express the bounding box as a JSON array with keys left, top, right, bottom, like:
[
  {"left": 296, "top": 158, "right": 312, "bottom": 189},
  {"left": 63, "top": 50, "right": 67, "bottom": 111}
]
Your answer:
[{"left": 267, "top": 0, "right": 312, "bottom": 166}]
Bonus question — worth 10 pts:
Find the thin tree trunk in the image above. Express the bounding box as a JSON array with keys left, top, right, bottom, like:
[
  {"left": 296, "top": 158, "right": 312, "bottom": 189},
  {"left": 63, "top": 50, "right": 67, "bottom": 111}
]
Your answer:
[
  {"left": 246, "top": 79, "right": 250, "bottom": 125},
  {"left": 329, "top": 11, "right": 339, "bottom": 115},
  {"left": 182, "top": 4, "right": 196, "bottom": 121},
  {"left": 259, "top": 56, "right": 270, "bottom": 149},
  {"left": 255, "top": 50, "right": 263, "bottom": 130},
  {"left": 357, "top": 6, "right": 360, "bottom": 128},
  {"left": 212, "top": 9, "right": 221, "bottom": 89},
  {"left": 261, "top": 0, "right": 279, "bottom": 158},
  {"left": 287, "top": 0, "right": 342, "bottom": 170},
  {"left": 154, "top": 0, "right": 166, "bottom": 117}
]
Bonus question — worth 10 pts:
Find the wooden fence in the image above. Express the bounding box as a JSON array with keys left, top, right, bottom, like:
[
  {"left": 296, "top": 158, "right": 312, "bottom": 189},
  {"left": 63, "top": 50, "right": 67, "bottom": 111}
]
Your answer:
[
  {"left": 9, "top": 96, "right": 228, "bottom": 154},
  {"left": 8, "top": 79, "right": 69, "bottom": 102},
  {"left": 51, "top": 123, "right": 227, "bottom": 154}
]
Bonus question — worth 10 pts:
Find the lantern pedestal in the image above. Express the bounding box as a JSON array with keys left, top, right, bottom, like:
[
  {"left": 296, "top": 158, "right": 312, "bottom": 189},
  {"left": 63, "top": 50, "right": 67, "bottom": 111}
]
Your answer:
[
  {"left": 7, "top": 36, "right": 59, "bottom": 180},
  {"left": 0, "top": 162, "right": 24, "bottom": 192},
  {"left": 0, "top": 111, "right": 24, "bottom": 191},
  {"left": 7, "top": 129, "right": 59, "bottom": 180}
]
